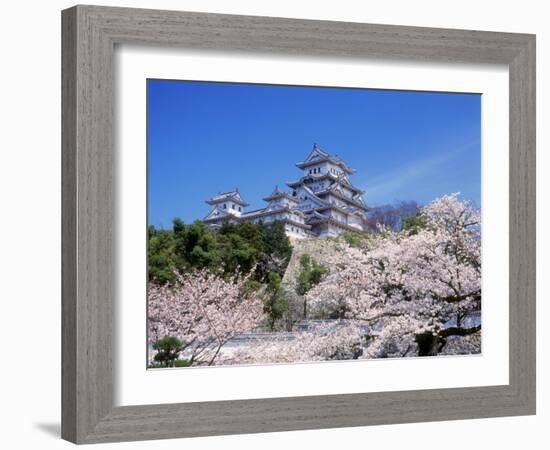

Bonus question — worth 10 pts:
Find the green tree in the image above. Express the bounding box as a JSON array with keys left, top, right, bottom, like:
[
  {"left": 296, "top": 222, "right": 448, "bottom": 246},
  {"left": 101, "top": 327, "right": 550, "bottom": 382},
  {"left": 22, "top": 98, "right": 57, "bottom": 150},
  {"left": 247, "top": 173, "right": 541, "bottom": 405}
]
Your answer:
[
  {"left": 341, "top": 231, "right": 371, "bottom": 248},
  {"left": 217, "top": 233, "right": 258, "bottom": 275},
  {"left": 263, "top": 272, "right": 288, "bottom": 331},
  {"left": 148, "top": 218, "right": 293, "bottom": 283},
  {"left": 216, "top": 221, "right": 265, "bottom": 276},
  {"left": 148, "top": 226, "right": 176, "bottom": 284},
  {"left": 173, "top": 219, "right": 220, "bottom": 272},
  {"left": 256, "top": 221, "right": 293, "bottom": 280},
  {"left": 260, "top": 221, "right": 292, "bottom": 261},
  {"left": 296, "top": 254, "right": 328, "bottom": 318},
  {"left": 232, "top": 222, "right": 265, "bottom": 255},
  {"left": 242, "top": 278, "right": 263, "bottom": 297},
  {"left": 152, "top": 336, "right": 184, "bottom": 368},
  {"left": 402, "top": 213, "right": 428, "bottom": 235},
  {"left": 296, "top": 254, "right": 328, "bottom": 295}
]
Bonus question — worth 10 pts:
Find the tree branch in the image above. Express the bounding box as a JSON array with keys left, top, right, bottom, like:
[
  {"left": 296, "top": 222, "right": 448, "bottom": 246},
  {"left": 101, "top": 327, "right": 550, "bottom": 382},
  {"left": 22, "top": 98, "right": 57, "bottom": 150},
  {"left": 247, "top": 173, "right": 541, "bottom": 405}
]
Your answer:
[{"left": 440, "top": 325, "right": 481, "bottom": 338}]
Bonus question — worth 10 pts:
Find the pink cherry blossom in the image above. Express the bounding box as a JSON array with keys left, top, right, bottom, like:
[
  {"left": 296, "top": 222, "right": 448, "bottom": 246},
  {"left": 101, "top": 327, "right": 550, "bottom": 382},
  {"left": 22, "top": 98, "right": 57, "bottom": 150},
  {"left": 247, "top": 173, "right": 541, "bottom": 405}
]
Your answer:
[
  {"left": 148, "top": 269, "right": 265, "bottom": 365},
  {"left": 149, "top": 194, "right": 481, "bottom": 365},
  {"left": 306, "top": 193, "right": 481, "bottom": 357}
]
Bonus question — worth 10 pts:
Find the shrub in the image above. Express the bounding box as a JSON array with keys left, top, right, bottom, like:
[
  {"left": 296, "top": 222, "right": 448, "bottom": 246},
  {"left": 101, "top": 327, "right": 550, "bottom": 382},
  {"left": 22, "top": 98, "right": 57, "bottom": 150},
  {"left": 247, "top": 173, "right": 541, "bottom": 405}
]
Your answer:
[
  {"left": 296, "top": 254, "right": 328, "bottom": 318},
  {"left": 402, "top": 213, "right": 428, "bottom": 235},
  {"left": 263, "top": 272, "right": 289, "bottom": 330},
  {"left": 173, "top": 359, "right": 192, "bottom": 367},
  {"left": 341, "top": 231, "right": 367, "bottom": 248},
  {"left": 152, "top": 336, "right": 183, "bottom": 367},
  {"left": 148, "top": 358, "right": 191, "bottom": 369},
  {"left": 296, "top": 254, "right": 328, "bottom": 296}
]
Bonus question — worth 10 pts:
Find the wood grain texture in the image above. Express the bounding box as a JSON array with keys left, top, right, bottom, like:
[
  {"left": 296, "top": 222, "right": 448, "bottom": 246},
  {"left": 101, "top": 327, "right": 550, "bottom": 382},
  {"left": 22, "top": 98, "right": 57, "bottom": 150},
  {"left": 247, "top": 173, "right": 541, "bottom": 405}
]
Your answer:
[
  {"left": 61, "top": 7, "right": 77, "bottom": 443},
  {"left": 61, "top": 5, "right": 536, "bottom": 444}
]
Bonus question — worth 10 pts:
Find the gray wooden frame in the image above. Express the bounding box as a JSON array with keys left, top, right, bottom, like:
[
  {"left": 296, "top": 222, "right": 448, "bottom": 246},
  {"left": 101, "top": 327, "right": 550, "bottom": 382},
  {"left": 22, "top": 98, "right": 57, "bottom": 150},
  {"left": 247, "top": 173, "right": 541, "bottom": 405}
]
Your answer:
[{"left": 62, "top": 4, "right": 536, "bottom": 444}]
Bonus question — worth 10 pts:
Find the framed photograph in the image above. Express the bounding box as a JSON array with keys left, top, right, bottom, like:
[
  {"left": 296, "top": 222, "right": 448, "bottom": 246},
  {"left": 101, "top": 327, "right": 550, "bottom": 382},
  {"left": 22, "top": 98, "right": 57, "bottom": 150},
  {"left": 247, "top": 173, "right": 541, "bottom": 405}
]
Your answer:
[{"left": 62, "top": 5, "right": 536, "bottom": 444}]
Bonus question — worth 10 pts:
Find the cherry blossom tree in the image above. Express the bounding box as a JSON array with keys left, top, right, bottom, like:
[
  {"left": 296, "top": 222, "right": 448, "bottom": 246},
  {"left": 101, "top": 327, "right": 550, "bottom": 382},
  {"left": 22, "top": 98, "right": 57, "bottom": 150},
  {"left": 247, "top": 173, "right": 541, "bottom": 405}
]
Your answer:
[
  {"left": 148, "top": 269, "right": 265, "bottom": 366},
  {"left": 149, "top": 194, "right": 481, "bottom": 366},
  {"left": 220, "top": 320, "right": 365, "bottom": 365},
  {"left": 306, "top": 193, "right": 481, "bottom": 358}
]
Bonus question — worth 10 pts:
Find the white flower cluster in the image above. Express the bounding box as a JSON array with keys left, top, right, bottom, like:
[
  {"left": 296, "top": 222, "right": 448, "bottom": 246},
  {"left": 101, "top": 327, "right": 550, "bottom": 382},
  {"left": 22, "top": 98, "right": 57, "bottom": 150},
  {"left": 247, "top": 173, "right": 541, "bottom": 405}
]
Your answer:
[
  {"left": 306, "top": 193, "right": 481, "bottom": 358},
  {"left": 148, "top": 269, "right": 265, "bottom": 365}
]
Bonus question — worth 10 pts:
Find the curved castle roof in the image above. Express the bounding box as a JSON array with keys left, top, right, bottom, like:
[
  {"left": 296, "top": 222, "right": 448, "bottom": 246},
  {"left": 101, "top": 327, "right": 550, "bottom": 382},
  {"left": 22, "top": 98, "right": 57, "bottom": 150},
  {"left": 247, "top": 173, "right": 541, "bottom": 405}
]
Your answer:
[
  {"left": 206, "top": 190, "right": 249, "bottom": 207},
  {"left": 295, "top": 144, "right": 355, "bottom": 175}
]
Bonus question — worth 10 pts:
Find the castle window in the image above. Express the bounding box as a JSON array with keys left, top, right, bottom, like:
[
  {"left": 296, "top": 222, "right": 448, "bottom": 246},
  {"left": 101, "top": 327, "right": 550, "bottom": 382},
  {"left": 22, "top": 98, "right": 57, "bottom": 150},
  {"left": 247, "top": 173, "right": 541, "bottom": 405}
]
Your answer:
[
  {"left": 223, "top": 204, "right": 226, "bottom": 209},
  {"left": 232, "top": 204, "right": 235, "bottom": 209},
  {"left": 238, "top": 206, "right": 242, "bottom": 212}
]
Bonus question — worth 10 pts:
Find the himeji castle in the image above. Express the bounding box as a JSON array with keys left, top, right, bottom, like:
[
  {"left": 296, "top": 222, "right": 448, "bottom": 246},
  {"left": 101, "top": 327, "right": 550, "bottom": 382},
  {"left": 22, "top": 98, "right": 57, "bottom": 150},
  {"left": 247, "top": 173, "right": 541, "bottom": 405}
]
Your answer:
[{"left": 203, "top": 144, "right": 369, "bottom": 238}]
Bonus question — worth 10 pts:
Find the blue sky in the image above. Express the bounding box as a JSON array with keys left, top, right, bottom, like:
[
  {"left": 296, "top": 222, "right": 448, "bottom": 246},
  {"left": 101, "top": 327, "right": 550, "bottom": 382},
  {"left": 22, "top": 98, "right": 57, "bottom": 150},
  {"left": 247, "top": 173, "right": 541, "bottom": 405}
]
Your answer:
[{"left": 148, "top": 79, "right": 481, "bottom": 228}]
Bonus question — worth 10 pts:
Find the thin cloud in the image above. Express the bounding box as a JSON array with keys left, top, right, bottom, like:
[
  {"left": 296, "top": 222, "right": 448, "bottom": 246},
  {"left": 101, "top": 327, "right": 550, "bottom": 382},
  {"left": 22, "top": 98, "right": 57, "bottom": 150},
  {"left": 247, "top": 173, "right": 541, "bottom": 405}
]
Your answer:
[{"left": 362, "top": 140, "right": 479, "bottom": 203}]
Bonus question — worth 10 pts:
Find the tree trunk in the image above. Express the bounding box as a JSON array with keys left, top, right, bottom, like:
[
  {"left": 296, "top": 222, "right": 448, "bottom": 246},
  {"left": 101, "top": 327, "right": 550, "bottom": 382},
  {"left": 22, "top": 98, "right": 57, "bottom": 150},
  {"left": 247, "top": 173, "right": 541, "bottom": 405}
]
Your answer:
[{"left": 415, "top": 332, "right": 440, "bottom": 356}]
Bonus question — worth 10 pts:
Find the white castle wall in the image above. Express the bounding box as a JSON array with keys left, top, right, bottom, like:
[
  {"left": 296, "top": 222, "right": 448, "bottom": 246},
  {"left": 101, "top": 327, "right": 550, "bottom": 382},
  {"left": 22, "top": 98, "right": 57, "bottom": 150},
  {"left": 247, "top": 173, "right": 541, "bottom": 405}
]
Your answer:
[{"left": 303, "top": 162, "right": 345, "bottom": 178}]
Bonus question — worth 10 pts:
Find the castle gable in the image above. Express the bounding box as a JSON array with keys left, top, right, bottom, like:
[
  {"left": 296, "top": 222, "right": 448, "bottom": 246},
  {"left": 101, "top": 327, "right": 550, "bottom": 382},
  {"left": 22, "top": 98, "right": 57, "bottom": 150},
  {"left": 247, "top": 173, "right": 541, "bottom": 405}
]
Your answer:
[
  {"left": 207, "top": 190, "right": 249, "bottom": 207},
  {"left": 203, "top": 206, "right": 232, "bottom": 222},
  {"left": 302, "top": 145, "right": 330, "bottom": 163}
]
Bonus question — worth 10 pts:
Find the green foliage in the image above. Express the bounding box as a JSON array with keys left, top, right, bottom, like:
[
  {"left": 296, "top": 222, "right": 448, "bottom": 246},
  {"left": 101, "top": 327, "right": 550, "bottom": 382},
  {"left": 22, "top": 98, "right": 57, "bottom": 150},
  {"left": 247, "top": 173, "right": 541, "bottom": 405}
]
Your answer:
[
  {"left": 254, "top": 221, "right": 293, "bottom": 281},
  {"left": 218, "top": 223, "right": 263, "bottom": 275},
  {"left": 148, "top": 219, "right": 293, "bottom": 284},
  {"left": 263, "top": 272, "right": 288, "bottom": 330},
  {"left": 402, "top": 213, "right": 428, "bottom": 235},
  {"left": 173, "top": 359, "right": 192, "bottom": 367},
  {"left": 341, "top": 231, "right": 369, "bottom": 248},
  {"left": 260, "top": 221, "right": 293, "bottom": 261},
  {"left": 152, "top": 336, "right": 183, "bottom": 367},
  {"left": 173, "top": 219, "right": 220, "bottom": 272},
  {"left": 296, "top": 254, "right": 328, "bottom": 296},
  {"left": 148, "top": 359, "right": 191, "bottom": 369},
  {"left": 296, "top": 254, "right": 328, "bottom": 319},
  {"left": 242, "top": 279, "right": 262, "bottom": 296},
  {"left": 223, "top": 221, "right": 265, "bottom": 254},
  {"left": 148, "top": 226, "right": 177, "bottom": 284}
]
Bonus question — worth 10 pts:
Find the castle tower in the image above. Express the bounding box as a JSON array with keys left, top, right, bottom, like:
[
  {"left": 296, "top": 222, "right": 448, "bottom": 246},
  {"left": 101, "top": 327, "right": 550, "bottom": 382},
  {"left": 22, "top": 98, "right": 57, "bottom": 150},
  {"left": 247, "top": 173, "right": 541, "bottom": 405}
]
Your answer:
[
  {"left": 203, "top": 189, "right": 249, "bottom": 227},
  {"left": 286, "top": 144, "right": 368, "bottom": 237},
  {"left": 295, "top": 143, "right": 355, "bottom": 180}
]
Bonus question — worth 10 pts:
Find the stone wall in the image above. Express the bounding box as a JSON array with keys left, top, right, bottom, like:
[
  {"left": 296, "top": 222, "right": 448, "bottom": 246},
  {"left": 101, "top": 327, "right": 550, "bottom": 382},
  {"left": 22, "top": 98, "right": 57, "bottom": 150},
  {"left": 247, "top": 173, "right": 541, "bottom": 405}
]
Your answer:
[{"left": 281, "top": 237, "right": 347, "bottom": 328}]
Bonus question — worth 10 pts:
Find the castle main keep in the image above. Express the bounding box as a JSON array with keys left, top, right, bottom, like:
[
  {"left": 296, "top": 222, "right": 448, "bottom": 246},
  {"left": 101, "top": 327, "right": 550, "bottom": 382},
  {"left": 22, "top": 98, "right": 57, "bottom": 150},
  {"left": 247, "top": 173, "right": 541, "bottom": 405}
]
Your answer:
[{"left": 203, "top": 145, "right": 369, "bottom": 238}]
